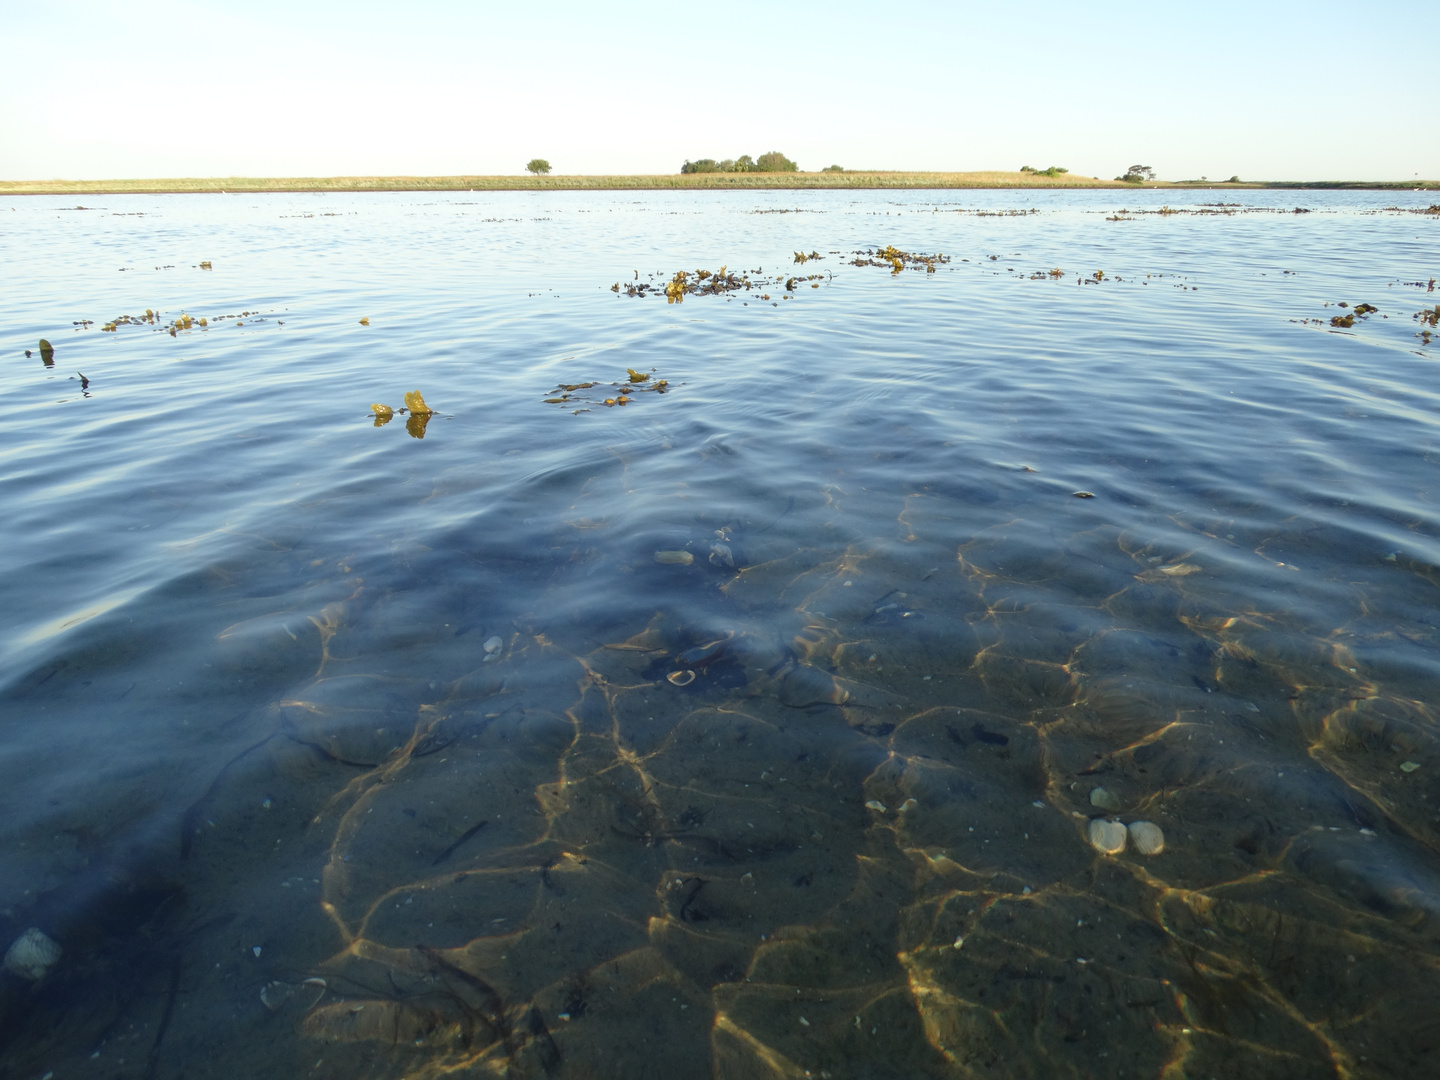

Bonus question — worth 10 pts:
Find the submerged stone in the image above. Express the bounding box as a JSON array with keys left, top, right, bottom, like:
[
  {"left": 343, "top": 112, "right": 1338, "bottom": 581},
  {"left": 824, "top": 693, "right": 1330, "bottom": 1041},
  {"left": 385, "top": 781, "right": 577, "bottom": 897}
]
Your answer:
[
  {"left": 779, "top": 664, "right": 849, "bottom": 708},
  {"left": 3, "top": 928, "right": 61, "bottom": 981},
  {"left": 1089, "top": 786, "right": 1122, "bottom": 812}
]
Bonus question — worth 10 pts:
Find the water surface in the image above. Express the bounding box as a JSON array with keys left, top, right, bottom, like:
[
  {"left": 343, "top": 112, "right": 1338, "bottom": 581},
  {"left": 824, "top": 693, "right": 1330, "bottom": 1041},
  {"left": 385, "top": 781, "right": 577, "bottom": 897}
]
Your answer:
[{"left": 2, "top": 188, "right": 1439, "bottom": 1079}]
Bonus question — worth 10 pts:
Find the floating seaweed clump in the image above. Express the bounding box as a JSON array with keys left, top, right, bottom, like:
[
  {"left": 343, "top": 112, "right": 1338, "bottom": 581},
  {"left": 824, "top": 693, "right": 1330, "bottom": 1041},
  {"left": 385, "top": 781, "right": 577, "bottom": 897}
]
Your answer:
[
  {"left": 613, "top": 262, "right": 830, "bottom": 303},
  {"left": 90, "top": 308, "right": 268, "bottom": 335},
  {"left": 542, "top": 370, "right": 672, "bottom": 411},
  {"left": 368, "top": 391, "right": 439, "bottom": 437},
  {"left": 100, "top": 310, "right": 159, "bottom": 331},
  {"left": 1417, "top": 304, "right": 1439, "bottom": 345},
  {"left": 614, "top": 266, "right": 758, "bottom": 303},
  {"left": 849, "top": 246, "right": 949, "bottom": 274},
  {"left": 1330, "top": 301, "right": 1380, "bottom": 329}
]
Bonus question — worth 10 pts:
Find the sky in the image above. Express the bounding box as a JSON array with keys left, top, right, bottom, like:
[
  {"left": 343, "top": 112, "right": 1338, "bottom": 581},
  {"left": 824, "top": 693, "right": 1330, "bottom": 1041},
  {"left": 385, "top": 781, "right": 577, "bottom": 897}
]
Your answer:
[{"left": 2, "top": 0, "right": 1436, "bottom": 182}]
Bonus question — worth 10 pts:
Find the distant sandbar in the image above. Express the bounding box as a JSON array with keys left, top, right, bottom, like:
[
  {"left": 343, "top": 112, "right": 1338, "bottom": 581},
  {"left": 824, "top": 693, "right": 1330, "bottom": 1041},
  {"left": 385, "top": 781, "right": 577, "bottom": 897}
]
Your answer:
[{"left": 3, "top": 171, "right": 1436, "bottom": 196}]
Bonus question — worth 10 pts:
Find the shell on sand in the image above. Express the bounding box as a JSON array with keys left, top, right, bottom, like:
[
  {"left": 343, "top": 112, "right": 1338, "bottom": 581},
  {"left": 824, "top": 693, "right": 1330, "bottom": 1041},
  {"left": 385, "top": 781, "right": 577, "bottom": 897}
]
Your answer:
[
  {"left": 1127, "top": 820, "right": 1165, "bottom": 855},
  {"left": 3, "top": 928, "right": 61, "bottom": 981},
  {"left": 1087, "top": 819, "right": 1127, "bottom": 855}
]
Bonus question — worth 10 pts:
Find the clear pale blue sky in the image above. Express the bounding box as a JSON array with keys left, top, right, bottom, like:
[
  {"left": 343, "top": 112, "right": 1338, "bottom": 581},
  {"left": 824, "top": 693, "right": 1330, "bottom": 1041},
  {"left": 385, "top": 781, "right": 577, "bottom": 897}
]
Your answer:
[{"left": 3, "top": 0, "right": 1435, "bottom": 181}]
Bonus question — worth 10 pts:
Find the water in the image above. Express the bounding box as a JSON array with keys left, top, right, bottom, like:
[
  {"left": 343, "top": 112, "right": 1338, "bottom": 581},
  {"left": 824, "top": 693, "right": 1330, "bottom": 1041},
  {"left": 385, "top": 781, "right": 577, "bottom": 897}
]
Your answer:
[{"left": 2, "top": 188, "right": 1438, "bottom": 1078}]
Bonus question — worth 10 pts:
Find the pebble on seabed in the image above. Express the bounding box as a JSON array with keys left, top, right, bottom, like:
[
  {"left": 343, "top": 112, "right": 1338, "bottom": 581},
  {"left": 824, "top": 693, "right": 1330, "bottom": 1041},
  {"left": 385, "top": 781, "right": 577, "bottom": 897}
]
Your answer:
[
  {"left": 1127, "top": 821, "right": 1165, "bottom": 855},
  {"left": 1089, "top": 786, "right": 1121, "bottom": 812},
  {"left": 3, "top": 928, "right": 62, "bottom": 981},
  {"left": 654, "top": 550, "right": 694, "bottom": 565},
  {"left": 482, "top": 636, "right": 503, "bottom": 655},
  {"left": 1087, "top": 819, "right": 1127, "bottom": 855}
]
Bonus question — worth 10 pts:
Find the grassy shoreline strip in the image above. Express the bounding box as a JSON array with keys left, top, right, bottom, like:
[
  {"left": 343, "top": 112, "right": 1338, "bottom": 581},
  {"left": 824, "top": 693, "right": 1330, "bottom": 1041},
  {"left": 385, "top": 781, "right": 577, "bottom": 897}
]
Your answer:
[{"left": 2, "top": 171, "right": 1436, "bottom": 196}]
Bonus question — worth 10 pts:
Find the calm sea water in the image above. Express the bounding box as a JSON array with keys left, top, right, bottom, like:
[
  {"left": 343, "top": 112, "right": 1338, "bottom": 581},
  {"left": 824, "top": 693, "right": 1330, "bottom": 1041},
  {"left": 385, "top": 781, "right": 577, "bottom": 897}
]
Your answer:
[{"left": 2, "top": 188, "right": 1438, "bottom": 1079}]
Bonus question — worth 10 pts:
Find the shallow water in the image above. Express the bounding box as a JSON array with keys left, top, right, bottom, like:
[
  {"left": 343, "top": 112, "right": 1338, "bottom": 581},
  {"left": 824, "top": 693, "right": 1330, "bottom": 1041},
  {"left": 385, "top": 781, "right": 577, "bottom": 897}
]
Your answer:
[{"left": 2, "top": 188, "right": 1438, "bottom": 1079}]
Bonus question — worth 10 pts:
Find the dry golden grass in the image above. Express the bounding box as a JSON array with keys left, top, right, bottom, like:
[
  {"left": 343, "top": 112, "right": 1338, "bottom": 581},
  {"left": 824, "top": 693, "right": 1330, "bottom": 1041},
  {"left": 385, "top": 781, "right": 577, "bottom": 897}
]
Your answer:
[
  {"left": 3, "top": 173, "right": 1429, "bottom": 196},
  {"left": 1, "top": 171, "right": 1168, "bottom": 195}
]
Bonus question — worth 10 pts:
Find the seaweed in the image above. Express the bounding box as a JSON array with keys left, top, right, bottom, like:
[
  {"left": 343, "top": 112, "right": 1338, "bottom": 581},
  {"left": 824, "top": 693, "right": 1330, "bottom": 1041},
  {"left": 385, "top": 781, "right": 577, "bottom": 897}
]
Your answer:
[
  {"left": 849, "top": 245, "right": 949, "bottom": 274},
  {"left": 543, "top": 368, "right": 672, "bottom": 411}
]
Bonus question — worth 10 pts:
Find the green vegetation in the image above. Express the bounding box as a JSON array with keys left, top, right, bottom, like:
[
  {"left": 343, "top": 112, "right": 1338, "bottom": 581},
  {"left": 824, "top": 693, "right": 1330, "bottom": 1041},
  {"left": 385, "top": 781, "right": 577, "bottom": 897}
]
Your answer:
[
  {"left": 754, "top": 151, "right": 797, "bottom": 173},
  {"left": 681, "top": 150, "right": 795, "bottom": 174},
  {"left": 1118, "top": 164, "right": 1156, "bottom": 183},
  {"left": 680, "top": 158, "right": 743, "bottom": 174},
  {"left": 1020, "top": 165, "right": 1069, "bottom": 177},
  {"left": 822, "top": 164, "right": 844, "bottom": 173},
  {"left": 525, "top": 159, "right": 552, "bottom": 175}
]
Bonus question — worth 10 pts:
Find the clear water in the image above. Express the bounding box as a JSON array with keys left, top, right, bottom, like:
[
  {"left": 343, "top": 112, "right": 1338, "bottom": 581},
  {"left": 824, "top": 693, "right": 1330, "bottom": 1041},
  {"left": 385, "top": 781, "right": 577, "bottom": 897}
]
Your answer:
[{"left": 2, "top": 188, "right": 1438, "bottom": 1079}]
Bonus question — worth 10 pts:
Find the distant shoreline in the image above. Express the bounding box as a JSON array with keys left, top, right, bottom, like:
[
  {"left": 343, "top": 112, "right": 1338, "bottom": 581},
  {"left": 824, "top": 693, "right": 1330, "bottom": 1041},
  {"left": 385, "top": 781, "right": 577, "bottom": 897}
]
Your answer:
[{"left": 2, "top": 171, "right": 1436, "bottom": 196}]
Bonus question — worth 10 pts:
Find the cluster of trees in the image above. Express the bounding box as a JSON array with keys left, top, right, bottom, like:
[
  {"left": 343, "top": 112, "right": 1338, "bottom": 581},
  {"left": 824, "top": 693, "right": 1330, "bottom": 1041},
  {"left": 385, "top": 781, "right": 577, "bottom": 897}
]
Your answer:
[
  {"left": 526, "top": 159, "right": 552, "bottom": 175},
  {"left": 1020, "top": 165, "right": 1068, "bottom": 177},
  {"left": 681, "top": 151, "right": 798, "bottom": 174},
  {"left": 1118, "top": 164, "right": 1155, "bottom": 183}
]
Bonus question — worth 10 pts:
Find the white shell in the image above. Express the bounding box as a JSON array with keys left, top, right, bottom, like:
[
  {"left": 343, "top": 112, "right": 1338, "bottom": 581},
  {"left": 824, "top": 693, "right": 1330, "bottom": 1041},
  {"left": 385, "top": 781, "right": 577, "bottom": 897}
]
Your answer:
[
  {"left": 3, "top": 928, "right": 62, "bottom": 981},
  {"left": 1087, "top": 819, "right": 1127, "bottom": 855},
  {"left": 864, "top": 800, "right": 887, "bottom": 812},
  {"left": 1127, "top": 820, "right": 1165, "bottom": 855},
  {"left": 666, "top": 669, "right": 696, "bottom": 687},
  {"left": 482, "top": 636, "right": 503, "bottom": 655},
  {"left": 1089, "top": 787, "right": 1121, "bottom": 812}
]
